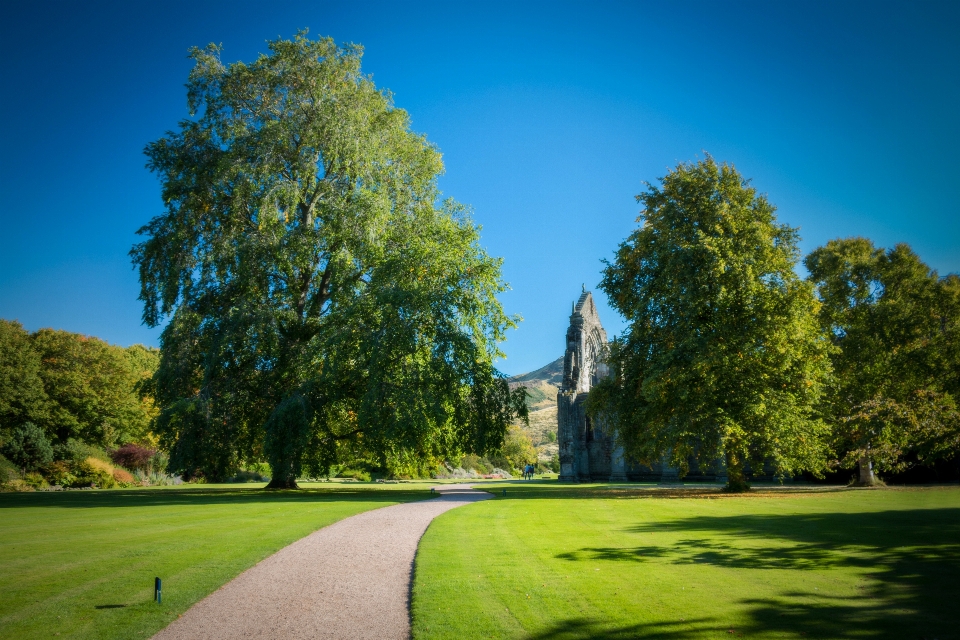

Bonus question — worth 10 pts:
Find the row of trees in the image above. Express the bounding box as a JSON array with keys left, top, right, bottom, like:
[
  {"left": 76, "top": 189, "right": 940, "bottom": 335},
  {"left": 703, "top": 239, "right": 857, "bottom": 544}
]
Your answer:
[
  {"left": 590, "top": 157, "right": 960, "bottom": 489},
  {"left": 0, "top": 320, "right": 159, "bottom": 453}
]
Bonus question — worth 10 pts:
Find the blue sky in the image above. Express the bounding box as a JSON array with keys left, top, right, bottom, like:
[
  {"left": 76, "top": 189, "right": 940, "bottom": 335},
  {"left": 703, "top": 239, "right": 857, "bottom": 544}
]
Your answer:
[{"left": 1, "top": 0, "right": 957, "bottom": 375}]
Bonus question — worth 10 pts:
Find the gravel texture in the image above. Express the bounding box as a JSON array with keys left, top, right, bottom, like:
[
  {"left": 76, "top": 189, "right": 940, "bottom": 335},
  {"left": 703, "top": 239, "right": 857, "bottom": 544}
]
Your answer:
[{"left": 151, "top": 484, "right": 489, "bottom": 640}]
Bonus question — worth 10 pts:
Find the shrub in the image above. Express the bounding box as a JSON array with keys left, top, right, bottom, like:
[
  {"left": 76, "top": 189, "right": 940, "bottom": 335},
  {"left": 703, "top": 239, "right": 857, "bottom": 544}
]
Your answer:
[
  {"left": 460, "top": 454, "right": 491, "bottom": 474},
  {"left": 110, "top": 443, "right": 157, "bottom": 471},
  {"left": 1, "top": 422, "right": 53, "bottom": 472},
  {"left": 112, "top": 468, "right": 135, "bottom": 485},
  {"left": 0, "top": 479, "right": 33, "bottom": 492},
  {"left": 246, "top": 461, "right": 271, "bottom": 476},
  {"left": 70, "top": 457, "right": 116, "bottom": 488},
  {"left": 336, "top": 467, "right": 371, "bottom": 482},
  {"left": 44, "top": 460, "right": 76, "bottom": 486},
  {"left": 23, "top": 472, "right": 49, "bottom": 489},
  {"left": 227, "top": 470, "right": 269, "bottom": 483},
  {"left": 132, "top": 469, "right": 183, "bottom": 486},
  {"left": 548, "top": 454, "right": 560, "bottom": 473},
  {"left": 434, "top": 466, "right": 481, "bottom": 480},
  {"left": 150, "top": 450, "right": 169, "bottom": 474}
]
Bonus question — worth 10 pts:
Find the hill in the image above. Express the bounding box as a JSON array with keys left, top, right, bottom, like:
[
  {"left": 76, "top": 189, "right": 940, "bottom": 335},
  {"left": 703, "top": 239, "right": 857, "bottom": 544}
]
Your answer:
[
  {"left": 508, "top": 357, "right": 562, "bottom": 462},
  {"left": 508, "top": 357, "right": 562, "bottom": 411}
]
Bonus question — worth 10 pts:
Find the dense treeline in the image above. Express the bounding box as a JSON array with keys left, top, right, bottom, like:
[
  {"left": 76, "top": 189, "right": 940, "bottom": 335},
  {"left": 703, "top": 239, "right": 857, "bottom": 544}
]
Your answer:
[
  {"left": 591, "top": 157, "right": 960, "bottom": 489},
  {"left": 0, "top": 320, "right": 160, "bottom": 487}
]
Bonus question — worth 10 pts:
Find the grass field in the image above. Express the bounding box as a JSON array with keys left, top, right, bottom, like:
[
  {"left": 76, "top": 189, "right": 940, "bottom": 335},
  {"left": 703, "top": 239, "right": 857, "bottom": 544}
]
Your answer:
[
  {"left": 0, "top": 482, "right": 434, "bottom": 640},
  {"left": 412, "top": 483, "right": 960, "bottom": 639}
]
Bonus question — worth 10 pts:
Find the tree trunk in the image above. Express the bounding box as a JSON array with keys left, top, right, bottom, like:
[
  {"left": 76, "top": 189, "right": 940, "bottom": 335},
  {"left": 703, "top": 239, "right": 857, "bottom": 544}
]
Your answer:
[
  {"left": 858, "top": 455, "right": 876, "bottom": 486},
  {"left": 265, "top": 477, "right": 299, "bottom": 489},
  {"left": 724, "top": 449, "right": 750, "bottom": 493}
]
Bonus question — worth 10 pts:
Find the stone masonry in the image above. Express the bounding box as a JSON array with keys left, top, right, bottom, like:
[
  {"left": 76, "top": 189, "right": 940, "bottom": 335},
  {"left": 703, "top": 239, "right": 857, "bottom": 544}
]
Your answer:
[{"left": 556, "top": 289, "right": 723, "bottom": 483}]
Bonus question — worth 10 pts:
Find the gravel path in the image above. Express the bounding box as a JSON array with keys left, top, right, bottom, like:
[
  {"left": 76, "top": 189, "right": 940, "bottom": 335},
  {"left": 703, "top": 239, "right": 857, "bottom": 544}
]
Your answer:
[{"left": 151, "top": 484, "right": 489, "bottom": 640}]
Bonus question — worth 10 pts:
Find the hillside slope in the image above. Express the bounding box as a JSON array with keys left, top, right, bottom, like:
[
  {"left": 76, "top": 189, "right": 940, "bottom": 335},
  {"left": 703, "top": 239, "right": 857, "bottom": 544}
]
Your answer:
[
  {"left": 508, "top": 357, "right": 562, "bottom": 461},
  {"left": 508, "top": 357, "right": 562, "bottom": 411}
]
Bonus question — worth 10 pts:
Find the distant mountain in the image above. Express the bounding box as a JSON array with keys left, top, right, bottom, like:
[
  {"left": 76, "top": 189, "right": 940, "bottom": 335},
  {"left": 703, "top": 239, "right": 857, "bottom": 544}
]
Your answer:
[{"left": 508, "top": 357, "right": 562, "bottom": 411}]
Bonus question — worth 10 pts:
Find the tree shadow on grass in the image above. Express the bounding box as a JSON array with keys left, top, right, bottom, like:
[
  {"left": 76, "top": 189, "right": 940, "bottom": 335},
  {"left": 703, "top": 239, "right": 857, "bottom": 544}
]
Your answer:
[
  {"left": 0, "top": 486, "right": 433, "bottom": 509},
  {"left": 524, "top": 616, "right": 720, "bottom": 640},
  {"left": 555, "top": 508, "right": 960, "bottom": 639}
]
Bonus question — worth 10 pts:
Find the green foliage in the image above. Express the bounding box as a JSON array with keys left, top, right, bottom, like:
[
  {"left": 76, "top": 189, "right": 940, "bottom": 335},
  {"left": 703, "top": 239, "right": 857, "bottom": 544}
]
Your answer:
[
  {"left": 0, "top": 453, "right": 20, "bottom": 482},
  {"left": 52, "top": 438, "right": 110, "bottom": 464},
  {"left": 1, "top": 422, "right": 53, "bottom": 473},
  {"left": 335, "top": 467, "right": 372, "bottom": 482},
  {"left": 227, "top": 469, "right": 269, "bottom": 483},
  {"left": 22, "top": 472, "right": 49, "bottom": 489},
  {"left": 0, "top": 320, "right": 50, "bottom": 437},
  {"left": 43, "top": 460, "right": 75, "bottom": 487},
  {"left": 547, "top": 453, "right": 560, "bottom": 472},
  {"left": 69, "top": 457, "right": 116, "bottom": 489},
  {"left": 500, "top": 425, "right": 537, "bottom": 472},
  {"left": 134, "top": 32, "right": 526, "bottom": 487},
  {"left": 460, "top": 453, "right": 491, "bottom": 474},
  {"left": 0, "top": 320, "right": 158, "bottom": 466},
  {"left": 594, "top": 157, "right": 832, "bottom": 490},
  {"left": 30, "top": 329, "right": 159, "bottom": 449},
  {"left": 805, "top": 238, "right": 960, "bottom": 480}
]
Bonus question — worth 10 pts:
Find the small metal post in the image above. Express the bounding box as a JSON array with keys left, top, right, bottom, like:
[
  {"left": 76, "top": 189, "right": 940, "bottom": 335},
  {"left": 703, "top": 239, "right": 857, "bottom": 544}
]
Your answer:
[
  {"left": 502, "top": 489, "right": 506, "bottom": 497},
  {"left": 155, "top": 577, "right": 162, "bottom": 604}
]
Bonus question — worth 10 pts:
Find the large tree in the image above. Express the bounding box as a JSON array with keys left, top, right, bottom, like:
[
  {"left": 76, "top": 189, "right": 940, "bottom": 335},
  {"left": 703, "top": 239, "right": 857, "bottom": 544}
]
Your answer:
[
  {"left": 133, "top": 32, "right": 525, "bottom": 486},
  {"left": 592, "top": 157, "right": 831, "bottom": 491},
  {"left": 805, "top": 238, "right": 959, "bottom": 484}
]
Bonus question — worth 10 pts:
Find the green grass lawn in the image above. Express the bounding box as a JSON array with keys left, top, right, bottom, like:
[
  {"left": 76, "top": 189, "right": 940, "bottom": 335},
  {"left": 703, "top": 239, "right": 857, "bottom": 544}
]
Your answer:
[
  {"left": 412, "top": 483, "right": 960, "bottom": 639},
  {"left": 0, "top": 482, "right": 434, "bottom": 640}
]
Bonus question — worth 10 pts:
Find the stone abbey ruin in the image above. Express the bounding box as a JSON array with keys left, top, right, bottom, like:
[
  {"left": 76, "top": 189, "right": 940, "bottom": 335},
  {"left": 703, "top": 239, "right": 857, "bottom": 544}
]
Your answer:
[{"left": 556, "top": 289, "right": 729, "bottom": 483}]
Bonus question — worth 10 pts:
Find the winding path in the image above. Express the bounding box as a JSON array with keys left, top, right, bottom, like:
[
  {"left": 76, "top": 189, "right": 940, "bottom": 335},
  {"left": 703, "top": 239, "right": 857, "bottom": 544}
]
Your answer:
[{"left": 152, "top": 484, "right": 489, "bottom": 640}]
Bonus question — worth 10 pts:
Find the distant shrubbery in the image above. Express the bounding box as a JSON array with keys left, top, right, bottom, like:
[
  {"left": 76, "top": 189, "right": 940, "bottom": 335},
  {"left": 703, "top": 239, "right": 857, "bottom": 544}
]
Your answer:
[
  {"left": 227, "top": 469, "right": 270, "bottom": 483},
  {"left": 336, "top": 467, "right": 372, "bottom": 482},
  {"left": 431, "top": 454, "right": 515, "bottom": 479},
  {"left": 0, "top": 434, "right": 184, "bottom": 491}
]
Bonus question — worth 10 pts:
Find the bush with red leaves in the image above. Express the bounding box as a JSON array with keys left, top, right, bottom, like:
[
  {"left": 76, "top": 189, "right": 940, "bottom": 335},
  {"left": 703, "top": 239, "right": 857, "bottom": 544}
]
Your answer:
[{"left": 110, "top": 443, "right": 156, "bottom": 471}]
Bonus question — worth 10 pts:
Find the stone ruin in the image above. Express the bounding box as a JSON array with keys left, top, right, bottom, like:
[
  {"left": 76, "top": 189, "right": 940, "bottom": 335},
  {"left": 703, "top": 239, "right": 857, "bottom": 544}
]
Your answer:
[
  {"left": 556, "top": 289, "right": 731, "bottom": 483},
  {"left": 557, "top": 289, "right": 629, "bottom": 482}
]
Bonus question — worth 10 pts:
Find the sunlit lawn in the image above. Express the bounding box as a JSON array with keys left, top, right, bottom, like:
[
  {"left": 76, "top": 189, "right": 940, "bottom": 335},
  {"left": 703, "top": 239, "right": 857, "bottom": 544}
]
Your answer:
[
  {"left": 0, "top": 482, "right": 434, "bottom": 640},
  {"left": 412, "top": 483, "right": 960, "bottom": 639}
]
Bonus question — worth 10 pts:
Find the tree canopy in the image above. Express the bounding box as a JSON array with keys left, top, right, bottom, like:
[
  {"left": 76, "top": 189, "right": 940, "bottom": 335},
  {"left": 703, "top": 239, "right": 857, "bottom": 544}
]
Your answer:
[
  {"left": 0, "top": 319, "right": 158, "bottom": 452},
  {"left": 0, "top": 320, "right": 49, "bottom": 433},
  {"left": 805, "top": 238, "right": 960, "bottom": 483},
  {"left": 592, "top": 157, "right": 831, "bottom": 490},
  {"left": 133, "top": 32, "right": 525, "bottom": 486}
]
